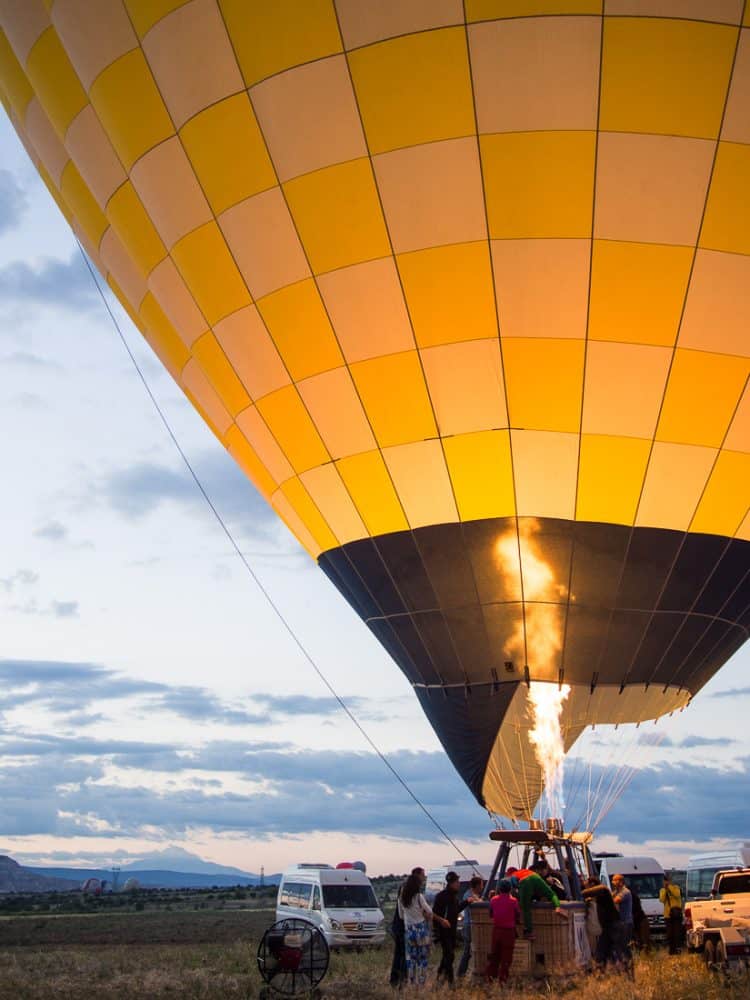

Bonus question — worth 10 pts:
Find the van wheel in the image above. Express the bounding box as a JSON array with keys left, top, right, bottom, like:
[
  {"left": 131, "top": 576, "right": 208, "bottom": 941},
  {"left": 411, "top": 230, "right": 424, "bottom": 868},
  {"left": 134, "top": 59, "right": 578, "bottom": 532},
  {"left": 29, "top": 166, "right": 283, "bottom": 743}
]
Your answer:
[{"left": 704, "top": 939, "right": 716, "bottom": 970}]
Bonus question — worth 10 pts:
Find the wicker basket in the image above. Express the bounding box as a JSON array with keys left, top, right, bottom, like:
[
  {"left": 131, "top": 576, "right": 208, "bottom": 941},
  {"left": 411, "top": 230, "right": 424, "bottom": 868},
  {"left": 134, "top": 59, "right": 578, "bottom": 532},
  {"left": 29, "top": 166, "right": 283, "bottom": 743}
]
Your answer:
[{"left": 470, "top": 900, "right": 588, "bottom": 976}]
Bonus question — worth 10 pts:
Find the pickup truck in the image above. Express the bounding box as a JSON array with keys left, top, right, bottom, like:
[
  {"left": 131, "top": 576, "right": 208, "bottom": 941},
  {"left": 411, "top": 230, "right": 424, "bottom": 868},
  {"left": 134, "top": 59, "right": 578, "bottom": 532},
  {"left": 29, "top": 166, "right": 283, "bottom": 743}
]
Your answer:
[{"left": 685, "top": 869, "right": 750, "bottom": 975}]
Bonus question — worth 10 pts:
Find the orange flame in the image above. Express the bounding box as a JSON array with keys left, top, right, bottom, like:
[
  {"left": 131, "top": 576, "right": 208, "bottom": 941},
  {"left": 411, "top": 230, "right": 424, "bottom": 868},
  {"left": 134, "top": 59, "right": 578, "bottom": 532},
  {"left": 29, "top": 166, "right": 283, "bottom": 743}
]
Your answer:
[{"left": 495, "top": 520, "right": 571, "bottom": 818}]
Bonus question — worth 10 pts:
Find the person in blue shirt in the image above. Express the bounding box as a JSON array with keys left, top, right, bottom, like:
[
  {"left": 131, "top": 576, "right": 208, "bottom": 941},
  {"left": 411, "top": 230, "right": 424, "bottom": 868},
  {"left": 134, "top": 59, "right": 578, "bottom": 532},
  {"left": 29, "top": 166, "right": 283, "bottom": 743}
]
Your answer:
[{"left": 456, "top": 875, "right": 484, "bottom": 978}]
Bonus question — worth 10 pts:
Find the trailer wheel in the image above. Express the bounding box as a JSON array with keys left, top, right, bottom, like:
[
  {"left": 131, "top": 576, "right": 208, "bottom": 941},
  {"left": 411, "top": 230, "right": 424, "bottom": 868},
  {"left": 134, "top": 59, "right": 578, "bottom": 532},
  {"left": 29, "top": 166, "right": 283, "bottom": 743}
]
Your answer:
[{"left": 704, "top": 939, "right": 716, "bottom": 970}]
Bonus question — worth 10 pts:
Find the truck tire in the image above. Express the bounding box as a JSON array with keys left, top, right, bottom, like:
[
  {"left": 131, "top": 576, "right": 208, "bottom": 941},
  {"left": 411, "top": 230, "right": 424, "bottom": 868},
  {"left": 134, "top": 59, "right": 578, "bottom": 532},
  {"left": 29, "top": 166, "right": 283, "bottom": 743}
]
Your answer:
[{"left": 704, "top": 939, "right": 716, "bottom": 970}]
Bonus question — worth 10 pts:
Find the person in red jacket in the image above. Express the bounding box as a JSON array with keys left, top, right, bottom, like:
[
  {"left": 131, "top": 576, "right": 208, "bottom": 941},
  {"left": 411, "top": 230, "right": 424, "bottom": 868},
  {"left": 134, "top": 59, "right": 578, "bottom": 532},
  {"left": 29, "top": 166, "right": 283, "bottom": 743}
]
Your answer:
[{"left": 485, "top": 878, "right": 520, "bottom": 983}]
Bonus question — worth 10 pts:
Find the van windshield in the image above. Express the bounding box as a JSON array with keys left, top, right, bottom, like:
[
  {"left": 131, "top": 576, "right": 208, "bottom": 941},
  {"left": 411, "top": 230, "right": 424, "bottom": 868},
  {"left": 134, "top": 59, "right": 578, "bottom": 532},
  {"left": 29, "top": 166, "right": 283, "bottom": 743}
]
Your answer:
[
  {"left": 322, "top": 885, "right": 379, "bottom": 909},
  {"left": 623, "top": 874, "right": 663, "bottom": 899}
]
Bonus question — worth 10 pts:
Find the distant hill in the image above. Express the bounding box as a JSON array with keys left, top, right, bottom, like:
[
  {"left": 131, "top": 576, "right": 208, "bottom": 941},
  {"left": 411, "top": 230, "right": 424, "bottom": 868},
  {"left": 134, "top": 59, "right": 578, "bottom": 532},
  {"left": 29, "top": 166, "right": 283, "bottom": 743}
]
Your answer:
[
  {"left": 120, "top": 846, "right": 258, "bottom": 879},
  {"left": 3, "top": 847, "right": 280, "bottom": 891},
  {"left": 0, "top": 855, "right": 78, "bottom": 893}
]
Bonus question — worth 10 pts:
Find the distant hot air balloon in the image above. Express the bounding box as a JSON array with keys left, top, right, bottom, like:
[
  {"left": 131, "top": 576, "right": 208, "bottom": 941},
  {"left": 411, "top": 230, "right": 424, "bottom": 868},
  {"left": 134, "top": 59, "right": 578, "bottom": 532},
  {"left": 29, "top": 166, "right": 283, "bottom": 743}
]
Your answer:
[{"left": 2, "top": 1, "right": 748, "bottom": 823}]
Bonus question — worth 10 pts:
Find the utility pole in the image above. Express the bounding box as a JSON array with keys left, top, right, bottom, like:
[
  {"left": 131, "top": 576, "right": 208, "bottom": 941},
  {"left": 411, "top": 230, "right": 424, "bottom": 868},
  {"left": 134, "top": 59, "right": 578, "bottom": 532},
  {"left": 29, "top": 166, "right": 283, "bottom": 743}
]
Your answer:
[{"left": 260, "top": 865, "right": 265, "bottom": 887}]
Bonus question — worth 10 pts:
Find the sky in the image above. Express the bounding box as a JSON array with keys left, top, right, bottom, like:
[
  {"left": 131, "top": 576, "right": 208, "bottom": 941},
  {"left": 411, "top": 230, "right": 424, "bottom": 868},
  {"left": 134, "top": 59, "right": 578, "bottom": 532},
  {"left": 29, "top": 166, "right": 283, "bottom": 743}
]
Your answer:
[{"left": 0, "top": 112, "right": 748, "bottom": 878}]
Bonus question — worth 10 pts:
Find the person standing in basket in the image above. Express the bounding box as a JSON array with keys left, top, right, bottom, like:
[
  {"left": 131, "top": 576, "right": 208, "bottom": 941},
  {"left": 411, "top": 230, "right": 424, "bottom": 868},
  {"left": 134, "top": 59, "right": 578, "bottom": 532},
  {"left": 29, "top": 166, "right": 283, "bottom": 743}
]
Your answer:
[
  {"left": 485, "top": 877, "right": 521, "bottom": 984},
  {"left": 397, "top": 869, "right": 450, "bottom": 989},
  {"left": 659, "top": 874, "right": 683, "bottom": 955},
  {"left": 457, "top": 875, "right": 484, "bottom": 979}
]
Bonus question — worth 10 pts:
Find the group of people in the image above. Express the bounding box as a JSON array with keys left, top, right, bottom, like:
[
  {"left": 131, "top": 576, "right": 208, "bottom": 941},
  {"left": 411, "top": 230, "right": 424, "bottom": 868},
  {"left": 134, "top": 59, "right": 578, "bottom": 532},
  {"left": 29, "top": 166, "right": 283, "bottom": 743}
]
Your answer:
[
  {"left": 582, "top": 871, "right": 684, "bottom": 970},
  {"left": 389, "top": 863, "right": 685, "bottom": 989},
  {"left": 389, "top": 860, "right": 567, "bottom": 989}
]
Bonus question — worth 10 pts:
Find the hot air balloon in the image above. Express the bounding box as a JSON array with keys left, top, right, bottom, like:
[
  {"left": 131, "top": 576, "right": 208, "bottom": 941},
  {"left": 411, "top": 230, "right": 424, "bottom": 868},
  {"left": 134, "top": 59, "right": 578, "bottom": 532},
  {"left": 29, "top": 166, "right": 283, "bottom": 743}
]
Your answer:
[{"left": 1, "top": 1, "right": 748, "bottom": 826}]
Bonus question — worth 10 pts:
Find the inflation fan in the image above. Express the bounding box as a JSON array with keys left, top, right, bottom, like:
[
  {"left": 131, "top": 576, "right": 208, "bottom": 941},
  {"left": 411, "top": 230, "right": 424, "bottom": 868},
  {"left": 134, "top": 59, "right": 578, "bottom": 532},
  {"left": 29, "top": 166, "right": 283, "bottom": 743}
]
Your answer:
[{"left": 256, "top": 918, "right": 329, "bottom": 997}]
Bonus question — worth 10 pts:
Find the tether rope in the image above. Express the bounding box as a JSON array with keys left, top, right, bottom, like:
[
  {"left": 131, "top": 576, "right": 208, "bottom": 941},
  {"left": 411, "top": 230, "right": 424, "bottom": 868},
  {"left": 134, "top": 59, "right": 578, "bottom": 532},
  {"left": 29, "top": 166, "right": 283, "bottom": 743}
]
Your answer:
[{"left": 76, "top": 239, "right": 478, "bottom": 865}]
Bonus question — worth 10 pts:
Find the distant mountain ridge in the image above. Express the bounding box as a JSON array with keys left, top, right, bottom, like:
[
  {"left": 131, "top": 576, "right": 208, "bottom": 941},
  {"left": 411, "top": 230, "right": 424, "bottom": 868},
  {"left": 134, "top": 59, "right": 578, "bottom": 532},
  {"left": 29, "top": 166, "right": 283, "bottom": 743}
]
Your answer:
[
  {"left": 0, "top": 855, "right": 78, "bottom": 893},
  {"left": 2, "top": 847, "right": 280, "bottom": 891}
]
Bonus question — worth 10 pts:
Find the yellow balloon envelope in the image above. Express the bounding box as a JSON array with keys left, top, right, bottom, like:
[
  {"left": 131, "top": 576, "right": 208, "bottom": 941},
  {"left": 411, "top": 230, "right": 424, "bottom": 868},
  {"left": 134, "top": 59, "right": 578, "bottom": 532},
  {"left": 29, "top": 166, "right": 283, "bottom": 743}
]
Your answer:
[{"left": 2, "top": 1, "right": 748, "bottom": 820}]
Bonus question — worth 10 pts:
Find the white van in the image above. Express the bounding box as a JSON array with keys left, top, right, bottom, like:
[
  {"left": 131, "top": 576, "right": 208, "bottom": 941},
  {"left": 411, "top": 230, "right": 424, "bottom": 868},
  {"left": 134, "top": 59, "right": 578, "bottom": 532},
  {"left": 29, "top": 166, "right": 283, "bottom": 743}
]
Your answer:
[
  {"left": 276, "top": 864, "right": 386, "bottom": 948},
  {"left": 685, "top": 846, "right": 750, "bottom": 900},
  {"left": 598, "top": 856, "right": 666, "bottom": 939},
  {"left": 425, "top": 861, "right": 492, "bottom": 939}
]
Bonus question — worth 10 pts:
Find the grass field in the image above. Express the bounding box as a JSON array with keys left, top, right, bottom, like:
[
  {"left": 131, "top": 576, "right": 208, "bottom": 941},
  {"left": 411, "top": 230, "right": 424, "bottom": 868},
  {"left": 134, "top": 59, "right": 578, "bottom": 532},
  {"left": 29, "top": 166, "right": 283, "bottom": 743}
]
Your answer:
[{"left": 0, "top": 909, "right": 748, "bottom": 998}]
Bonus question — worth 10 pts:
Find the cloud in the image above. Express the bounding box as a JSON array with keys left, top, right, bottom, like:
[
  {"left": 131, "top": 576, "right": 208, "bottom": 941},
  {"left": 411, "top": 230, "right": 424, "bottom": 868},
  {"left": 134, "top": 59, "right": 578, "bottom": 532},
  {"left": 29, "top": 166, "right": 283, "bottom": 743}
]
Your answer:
[
  {"left": 0, "top": 251, "right": 98, "bottom": 312},
  {"left": 0, "top": 568, "right": 38, "bottom": 591},
  {"left": 34, "top": 520, "right": 68, "bottom": 541},
  {"left": 637, "top": 732, "right": 736, "bottom": 749},
  {"left": 0, "top": 168, "right": 26, "bottom": 234},
  {"left": 99, "top": 450, "right": 281, "bottom": 543},
  {"left": 0, "top": 350, "right": 63, "bottom": 370},
  {"left": 156, "top": 687, "right": 271, "bottom": 727},
  {"left": 710, "top": 687, "right": 750, "bottom": 699},
  {"left": 51, "top": 599, "right": 79, "bottom": 618},
  {"left": 257, "top": 694, "right": 384, "bottom": 721}
]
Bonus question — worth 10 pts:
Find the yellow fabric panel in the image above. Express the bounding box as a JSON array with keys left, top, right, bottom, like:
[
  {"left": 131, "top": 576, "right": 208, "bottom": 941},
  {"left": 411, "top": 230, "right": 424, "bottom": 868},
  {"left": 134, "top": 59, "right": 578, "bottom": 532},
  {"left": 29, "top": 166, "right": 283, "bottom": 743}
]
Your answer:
[
  {"left": 299, "top": 464, "right": 367, "bottom": 545},
  {"left": 36, "top": 162, "right": 74, "bottom": 227},
  {"left": 481, "top": 131, "right": 596, "bottom": 239},
  {"left": 336, "top": 449, "right": 409, "bottom": 536},
  {"left": 220, "top": 0, "right": 342, "bottom": 87},
  {"left": 107, "top": 274, "right": 147, "bottom": 332},
  {"left": 124, "top": 0, "right": 192, "bottom": 38},
  {"left": 636, "top": 441, "right": 717, "bottom": 532},
  {"left": 348, "top": 27, "right": 474, "bottom": 155},
  {"left": 421, "top": 339, "right": 507, "bottom": 436},
  {"left": 656, "top": 349, "right": 750, "bottom": 448},
  {"left": 583, "top": 341, "right": 672, "bottom": 440},
  {"left": 350, "top": 351, "right": 437, "bottom": 449},
  {"left": 589, "top": 241, "right": 693, "bottom": 347},
  {"left": 502, "top": 338, "right": 585, "bottom": 434},
  {"left": 297, "top": 367, "right": 376, "bottom": 460},
  {"left": 600, "top": 18, "right": 737, "bottom": 138},
  {"left": 511, "top": 430, "right": 578, "bottom": 520},
  {"left": 284, "top": 158, "right": 390, "bottom": 274},
  {"left": 0, "top": 30, "right": 34, "bottom": 120},
  {"left": 443, "top": 430, "right": 515, "bottom": 521},
  {"left": 280, "top": 478, "right": 338, "bottom": 553},
  {"left": 382, "top": 440, "right": 459, "bottom": 529},
  {"left": 60, "top": 161, "right": 108, "bottom": 249},
  {"left": 700, "top": 142, "right": 750, "bottom": 256},
  {"left": 171, "top": 222, "right": 252, "bottom": 325},
  {"left": 224, "top": 424, "right": 277, "bottom": 499},
  {"left": 25, "top": 28, "right": 86, "bottom": 139},
  {"left": 271, "top": 489, "right": 320, "bottom": 557},
  {"left": 397, "top": 242, "right": 497, "bottom": 348},
  {"left": 106, "top": 181, "right": 166, "bottom": 277},
  {"left": 179, "top": 94, "right": 276, "bottom": 216},
  {"left": 257, "top": 279, "right": 344, "bottom": 382},
  {"left": 139, "top": 291, "right": 190, "bottom": 378},
  {"left": 466, "top": 1, "right": 601, "bottom": 17},
  {"left": 256, "top": 385, "right": 330, "bottom": 473},
  {"left": 191, "top": 332, "right": 251, "bottom": 417},
  {"left": 577, "top": 435, "right": 652, "bottom": 526},
  {"left": 89, "top": 48, "right": 173, "bottom": 170},
  {"left": 691, "top": 451, "right": 750, "bottom": 536}
]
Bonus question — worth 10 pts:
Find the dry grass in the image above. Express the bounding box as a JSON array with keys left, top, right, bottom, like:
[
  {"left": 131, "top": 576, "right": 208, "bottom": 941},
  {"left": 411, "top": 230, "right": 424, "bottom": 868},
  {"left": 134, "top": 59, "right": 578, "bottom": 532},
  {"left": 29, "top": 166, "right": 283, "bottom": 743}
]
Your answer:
[{"left": 0, "top": 913, "right": 747, "bottom": 999}]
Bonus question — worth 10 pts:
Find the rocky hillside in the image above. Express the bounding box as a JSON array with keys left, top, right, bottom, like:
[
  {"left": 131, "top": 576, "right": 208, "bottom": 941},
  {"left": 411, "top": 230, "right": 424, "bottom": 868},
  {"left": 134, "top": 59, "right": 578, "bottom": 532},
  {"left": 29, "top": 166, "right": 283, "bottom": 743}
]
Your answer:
[{"left": 0, "top": 855, "right": 78, "bottom": 893}]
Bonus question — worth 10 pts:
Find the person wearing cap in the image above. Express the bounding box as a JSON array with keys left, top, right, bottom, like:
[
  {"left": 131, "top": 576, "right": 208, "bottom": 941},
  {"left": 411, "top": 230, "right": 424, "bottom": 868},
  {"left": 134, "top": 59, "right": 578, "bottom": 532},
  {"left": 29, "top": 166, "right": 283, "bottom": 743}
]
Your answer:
[
  {"left": 506, "top": 866, "right": 566, "bottom": 938},
  {"left": 485, "top": 877, "right": 521, "bottom": 983},
  {"left": 432, "top": 871, "right": 471, "bottom": 985}
]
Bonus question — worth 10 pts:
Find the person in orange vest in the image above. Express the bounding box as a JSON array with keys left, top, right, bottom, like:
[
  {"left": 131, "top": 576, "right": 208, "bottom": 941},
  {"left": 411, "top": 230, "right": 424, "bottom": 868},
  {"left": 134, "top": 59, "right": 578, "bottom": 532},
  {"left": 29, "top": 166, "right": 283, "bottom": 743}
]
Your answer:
[{"left": 506, "top": 866, "right": 566, "bottom": 938}]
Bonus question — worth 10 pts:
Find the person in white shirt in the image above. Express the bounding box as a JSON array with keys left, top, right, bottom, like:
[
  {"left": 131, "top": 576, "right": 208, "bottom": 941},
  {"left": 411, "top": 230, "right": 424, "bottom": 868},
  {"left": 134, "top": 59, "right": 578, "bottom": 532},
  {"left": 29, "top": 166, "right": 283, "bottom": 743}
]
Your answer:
[{"left": 397, "top": 868, "right": 449, "bottom": 988}]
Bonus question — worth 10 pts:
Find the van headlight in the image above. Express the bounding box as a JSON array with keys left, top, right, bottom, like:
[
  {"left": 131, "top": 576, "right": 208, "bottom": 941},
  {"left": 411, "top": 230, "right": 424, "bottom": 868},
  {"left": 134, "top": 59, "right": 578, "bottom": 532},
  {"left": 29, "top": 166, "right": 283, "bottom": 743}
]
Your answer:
[{"left": 329, "top": 919, "right": 341, "bottom": 930}]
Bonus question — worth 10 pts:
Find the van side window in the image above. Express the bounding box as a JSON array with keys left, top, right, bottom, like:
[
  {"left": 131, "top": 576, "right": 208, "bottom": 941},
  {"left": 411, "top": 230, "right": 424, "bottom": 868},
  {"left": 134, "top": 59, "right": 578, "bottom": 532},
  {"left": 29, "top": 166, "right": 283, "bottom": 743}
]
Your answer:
[
  {"left": 280, "top": 882, "right": 292, "bottom": 907},
  {"left": 312, "top": 886, "right": 321, "bottom": 911}
]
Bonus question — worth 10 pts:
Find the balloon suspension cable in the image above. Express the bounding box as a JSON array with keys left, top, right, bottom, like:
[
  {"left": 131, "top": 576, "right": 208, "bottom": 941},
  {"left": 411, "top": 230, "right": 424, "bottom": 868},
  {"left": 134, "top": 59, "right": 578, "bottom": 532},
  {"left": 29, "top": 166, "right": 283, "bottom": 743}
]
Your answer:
[{"left": 76, "top": 240, "right": 476, "bottom": 866}]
